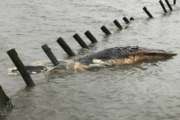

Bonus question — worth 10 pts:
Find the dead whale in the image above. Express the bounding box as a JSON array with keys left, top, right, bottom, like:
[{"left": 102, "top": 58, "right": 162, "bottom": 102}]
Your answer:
[
  {"left": 8, "top": 46, "right": 176, "bottom": 75},
  {"left": 78, "top": 46, "right": 176, "bottom": 64},
  {"left": 47, "top": 46, "right": 176, "bottom": 75}
]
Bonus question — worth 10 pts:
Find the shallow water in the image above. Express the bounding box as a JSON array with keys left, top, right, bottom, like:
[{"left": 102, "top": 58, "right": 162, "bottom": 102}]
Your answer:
[{"left": 1, "top": 0, "right": 180, "bottom": 120}]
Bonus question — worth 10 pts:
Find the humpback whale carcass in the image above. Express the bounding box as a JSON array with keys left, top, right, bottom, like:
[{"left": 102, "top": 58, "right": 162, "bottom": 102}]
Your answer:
[
  {"left": 47, "top": 46, "right": 176, "bottom": 75},
  {"left": 8, "top": 46, "right": 176, "bottom": 75}
]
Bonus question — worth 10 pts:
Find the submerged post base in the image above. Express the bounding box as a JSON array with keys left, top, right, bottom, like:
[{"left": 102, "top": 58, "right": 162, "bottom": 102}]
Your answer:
[{"left": 0, "top": 86, "right": 13, "bottom": 115}]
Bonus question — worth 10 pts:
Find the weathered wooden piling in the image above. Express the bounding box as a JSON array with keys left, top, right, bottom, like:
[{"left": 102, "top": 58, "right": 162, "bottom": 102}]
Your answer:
[
  {"left": 143, "top": 7, "right": 154, "bottom": 18},
  {"left": 174, "top": 0, "right": 176, "bottom": 5},
  {"left": 7, "top": 49, "right": 35, "bottom": 87},
  {"left": 100, "top": 25, "right": 111, "bottom": 35},
  {"left": 113, "top": 19, "right": 123, "bottom": 30},
  {"left": 41, "top": 44, "right": 59, "bottom": 66},
  {"left": 165, "top": 0, "right": 173, "bottom": 11},
  {"left": 0, "top": 86, "right": 10, "bottom": 108},
  {"left": 122, "top": 17, "right": 130, "bottom": 24},
  {"left": 159, "top": 0, "right": 167, "bottom": 13},
  {"left": 130, "top": 17, "right": 135, "bottom": 21},
  {"left": 84, "top": 30, "right": 98, "bottom": 43},
  {"left": 73, "top": 33, "right": 89, "bottom": 49},
  {"left": 57, "top": 37, "right": 76, "bottom": 57}
]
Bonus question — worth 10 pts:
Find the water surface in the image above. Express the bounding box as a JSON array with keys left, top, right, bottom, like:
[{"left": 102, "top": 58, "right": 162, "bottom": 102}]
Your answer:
[{"left": 0, "top": 0, "right": 180, "bottom": 120}]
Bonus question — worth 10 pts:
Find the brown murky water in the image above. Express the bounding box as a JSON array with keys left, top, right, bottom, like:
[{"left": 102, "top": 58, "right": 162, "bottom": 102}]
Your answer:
[{"left": 1, "top": 0, "right": 180, "bottom": 120}]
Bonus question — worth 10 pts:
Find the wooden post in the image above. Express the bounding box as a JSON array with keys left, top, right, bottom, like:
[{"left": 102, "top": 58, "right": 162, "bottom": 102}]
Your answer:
[
  {"left": 130, "top": 17, "right": 135, "bottom": 21},
  {"left": 0, "top": 86, "right": 10, "bottom": 108},
  {"left": 84, "top": 30, "right": 98, "bottom": 43},
  {"left": 165, "top": 0, "right": 173, "bottom": 11},
  {"left": 113, "top": 19, "right": 123, "bottom": 30},
  {"left": 7, "top": 49, "right": 35, "bottom": 87},
  {"left": 143, "top": 7, "right": 154, "bottom": 18},
  {"left": 41, "top": 44, "right": 59, "bottom": 66},
  {"left": 159, "top": 0, "right": 167, "bottom": 13},
  {"left": 56, "top": 37, "right": 76, "bottom": 57},
  {"left": 100, "top": 25, "right": 111, "bottom": 35},
  {"left": 73, "top": 34, "right": 89, "bottom": 49},
  {"left": 122, "top": 17, "right": 130, "bottom": 24}
]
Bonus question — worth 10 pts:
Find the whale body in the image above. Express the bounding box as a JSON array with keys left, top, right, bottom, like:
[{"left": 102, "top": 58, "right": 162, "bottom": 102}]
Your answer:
[
  {"left": 78, "top": 46, "right": 176, "bottom": 65},
  {"left": 47, "top": 46, "right": 176, "bottom": 75},
  {"left": 8, "top": 46, "right": 176, "bottom": 75}
]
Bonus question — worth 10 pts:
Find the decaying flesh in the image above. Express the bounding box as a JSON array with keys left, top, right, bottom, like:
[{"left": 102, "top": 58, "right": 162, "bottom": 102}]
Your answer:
[
  {"left": 48, "top": 46, "right": 176, "bottom": 75},
  {"left": 8, "top": 46, "right": 176, "bottom": 75}
]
